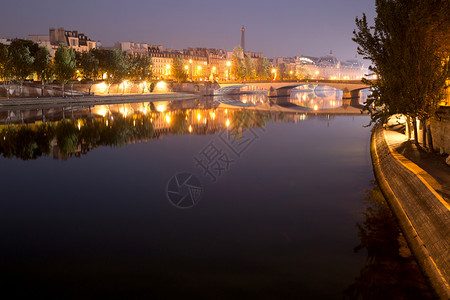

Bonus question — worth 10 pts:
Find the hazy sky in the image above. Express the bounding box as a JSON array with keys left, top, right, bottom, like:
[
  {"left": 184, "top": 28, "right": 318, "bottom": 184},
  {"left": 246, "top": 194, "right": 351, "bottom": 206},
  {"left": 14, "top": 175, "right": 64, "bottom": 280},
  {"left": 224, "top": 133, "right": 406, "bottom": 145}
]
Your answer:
[{"left": 0, "top": 0, "right": 376, "bottom": 60}]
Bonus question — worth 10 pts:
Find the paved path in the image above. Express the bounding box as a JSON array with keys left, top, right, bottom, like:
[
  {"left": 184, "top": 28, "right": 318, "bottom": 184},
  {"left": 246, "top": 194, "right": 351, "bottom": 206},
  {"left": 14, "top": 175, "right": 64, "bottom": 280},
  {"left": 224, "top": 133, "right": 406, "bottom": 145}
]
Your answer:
[
  {"left": 372, "top": 125, "right": 450, "bottom": 299},
  {"left": 385, "top": 125, "right": 450, "bottom": 204}
]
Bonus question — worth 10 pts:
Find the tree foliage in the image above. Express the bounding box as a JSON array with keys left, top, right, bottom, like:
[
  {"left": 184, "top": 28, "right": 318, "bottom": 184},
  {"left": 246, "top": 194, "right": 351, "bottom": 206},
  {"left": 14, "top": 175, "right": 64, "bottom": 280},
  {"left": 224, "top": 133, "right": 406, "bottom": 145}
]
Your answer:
[
  {"left": 54, "top": 44, "right": 76, "bottom": 96},
  {"left": 79, "top": 50, "right": 99, "bottom": 81},
  {"left": 256, "top": 57, "right": 271, "bottom": 80},
  {"left": 353, "top": 0, "right": 450, "bottom": 126},
  {"left": 171, "top": 56, "right": 187, "bottom": 83},
  {"left": 54, "top": 44, "right": 76, "bottom": 84},
  {"left": 9, "top": 39, "right": 35, "bottom": 82},
  {"left": 231, "top": 46, "right": 247, "bottom": 81},
  {"left": 129, "top": 53, "right": 153, "bottom": 81}
]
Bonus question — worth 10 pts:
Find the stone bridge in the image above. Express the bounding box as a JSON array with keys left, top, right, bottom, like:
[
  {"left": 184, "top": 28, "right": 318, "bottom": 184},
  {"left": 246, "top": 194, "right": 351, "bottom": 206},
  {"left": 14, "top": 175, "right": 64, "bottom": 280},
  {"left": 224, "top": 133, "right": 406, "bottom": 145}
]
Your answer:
[{"left": 217, "top": 80, "right": 370, "bottom": 99}]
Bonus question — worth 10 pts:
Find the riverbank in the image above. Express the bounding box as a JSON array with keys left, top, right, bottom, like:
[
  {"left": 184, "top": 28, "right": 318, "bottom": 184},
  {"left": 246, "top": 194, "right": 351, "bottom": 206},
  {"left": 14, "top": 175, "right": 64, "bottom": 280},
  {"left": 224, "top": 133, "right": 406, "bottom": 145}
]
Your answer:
[
  {"left": 0, "top": 93, "right": 197, "bottom": 110},
  {"left": 371, "top": 125, "right": 450, "bottom": 299}
]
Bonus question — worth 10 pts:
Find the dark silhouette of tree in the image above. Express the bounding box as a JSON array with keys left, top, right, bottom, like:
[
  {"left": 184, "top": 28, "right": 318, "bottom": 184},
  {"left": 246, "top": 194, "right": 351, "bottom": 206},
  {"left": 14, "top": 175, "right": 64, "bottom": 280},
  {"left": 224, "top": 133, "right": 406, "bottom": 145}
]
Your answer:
[
  {"left": 353, "top": 0, "right": 450, "bottom": 149},
  {"left": 0, "top": 43, "right": 12, "bottom": 98},
  {"left": 34, "top": 46, "right": 53, "bottom": 96},
  {"left": 9, "top": 39, "right": 36, "bottom": 96},
  {"left": 54, "top": 44, "right": 76, "bottom": 97}
]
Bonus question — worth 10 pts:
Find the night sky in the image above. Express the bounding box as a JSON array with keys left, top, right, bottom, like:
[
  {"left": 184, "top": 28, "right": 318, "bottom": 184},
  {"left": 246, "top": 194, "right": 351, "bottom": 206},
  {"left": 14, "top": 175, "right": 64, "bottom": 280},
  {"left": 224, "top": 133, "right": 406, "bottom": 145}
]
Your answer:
[{"left": 1, "top": 0, "right": 375, "bottom": 60}]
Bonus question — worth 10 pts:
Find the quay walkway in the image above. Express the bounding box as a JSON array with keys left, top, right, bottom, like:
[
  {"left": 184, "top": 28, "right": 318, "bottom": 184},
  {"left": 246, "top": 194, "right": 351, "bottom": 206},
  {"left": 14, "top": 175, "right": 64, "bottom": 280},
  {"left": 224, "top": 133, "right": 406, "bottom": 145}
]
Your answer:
[{"left": 371, "top": 125, "right": 450, "bottom": 299}]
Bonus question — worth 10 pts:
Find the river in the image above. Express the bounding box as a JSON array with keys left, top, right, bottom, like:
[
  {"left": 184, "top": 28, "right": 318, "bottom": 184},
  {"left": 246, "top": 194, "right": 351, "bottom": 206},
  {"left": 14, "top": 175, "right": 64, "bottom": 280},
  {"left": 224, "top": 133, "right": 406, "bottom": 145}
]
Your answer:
[{"left": 0, "top": 91, "right": 432, "bottom": 298}]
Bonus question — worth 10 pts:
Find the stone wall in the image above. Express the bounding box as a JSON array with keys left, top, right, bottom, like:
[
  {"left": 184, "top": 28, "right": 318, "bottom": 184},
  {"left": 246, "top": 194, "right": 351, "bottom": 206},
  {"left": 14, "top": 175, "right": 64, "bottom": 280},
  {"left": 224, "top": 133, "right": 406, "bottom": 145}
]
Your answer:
[
  {"left": 430, "top": 106, "right": 450, "bottom": 154},
  {"left": 371, "top": 126, "right": 450, "bottom": 299}
]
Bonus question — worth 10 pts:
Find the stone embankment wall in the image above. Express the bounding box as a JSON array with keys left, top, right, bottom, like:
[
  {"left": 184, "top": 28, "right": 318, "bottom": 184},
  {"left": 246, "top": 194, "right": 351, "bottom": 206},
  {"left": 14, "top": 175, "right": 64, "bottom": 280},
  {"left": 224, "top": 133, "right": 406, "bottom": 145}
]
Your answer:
[
  {"left": 371, "top": 125, "right": 450, "bottom": 299},
  {"left": 0, "top": 83, "right": 69, "bottom": 97},
  {"left": 430, "top": 106, "right": 450, "bottom": 154}
]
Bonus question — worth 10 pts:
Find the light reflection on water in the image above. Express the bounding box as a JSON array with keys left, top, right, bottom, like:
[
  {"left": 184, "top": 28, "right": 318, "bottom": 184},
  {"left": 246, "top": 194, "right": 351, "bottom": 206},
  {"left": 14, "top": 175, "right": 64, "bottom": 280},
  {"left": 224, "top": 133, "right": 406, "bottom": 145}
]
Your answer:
[
  {"left": 290, "top": 85, "right": 343, "bottom": 109},
  {"left": 0, "top": 96, "right": 430, "bottom": 298},
  {"left": 289, "top": 84, "right": 372, "bottom": 110}
]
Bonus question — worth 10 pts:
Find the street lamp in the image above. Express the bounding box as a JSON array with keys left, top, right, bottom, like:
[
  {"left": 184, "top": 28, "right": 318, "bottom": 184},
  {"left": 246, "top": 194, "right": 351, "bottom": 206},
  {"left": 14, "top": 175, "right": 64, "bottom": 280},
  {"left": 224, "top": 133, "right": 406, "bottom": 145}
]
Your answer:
[
  {"left": 166, "top": 64, "right": 171, "bottom": 77},
  {"left": 197, "top": 65, "right": 202, "bottom": 81},
  {"left": 272, "top": 68, "right": 277, "bottom": 80},
  {"left": 211, "top": 66, "right": 216, "bottom": 81},
  {"left": 226, "top": 61, "right": 231, "bottom": 80}
]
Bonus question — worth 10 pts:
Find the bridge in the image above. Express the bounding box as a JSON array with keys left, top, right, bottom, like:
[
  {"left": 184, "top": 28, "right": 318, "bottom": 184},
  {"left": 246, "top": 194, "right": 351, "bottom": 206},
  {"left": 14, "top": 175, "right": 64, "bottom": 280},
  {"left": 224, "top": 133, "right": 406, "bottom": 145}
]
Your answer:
[{"left": 217, "top": 80, "right": 370, "bottom": 99}]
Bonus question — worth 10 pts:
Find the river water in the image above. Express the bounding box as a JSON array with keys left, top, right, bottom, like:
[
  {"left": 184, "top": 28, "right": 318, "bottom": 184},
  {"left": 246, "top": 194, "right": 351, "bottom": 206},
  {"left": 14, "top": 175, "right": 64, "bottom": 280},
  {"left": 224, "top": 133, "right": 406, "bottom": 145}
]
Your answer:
[{"left": 0, "top": 91, "right": 432, "bottom": 298}]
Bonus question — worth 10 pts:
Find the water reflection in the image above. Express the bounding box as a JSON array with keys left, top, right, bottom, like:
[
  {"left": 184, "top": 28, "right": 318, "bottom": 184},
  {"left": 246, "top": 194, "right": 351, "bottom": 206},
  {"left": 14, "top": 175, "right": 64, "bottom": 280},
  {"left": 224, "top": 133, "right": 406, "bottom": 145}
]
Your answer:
[
  {"left": 344, "top": 182, "right": 433, "bottom": 299},
  {"left": 290, "top": 85, "right": 343, "bottom": 110},
  {"left": 0, "top": 101, "right": 285, "bottom": 160},
  {"left": 289, "top": 84, "right": 372, "bottom": 109}
]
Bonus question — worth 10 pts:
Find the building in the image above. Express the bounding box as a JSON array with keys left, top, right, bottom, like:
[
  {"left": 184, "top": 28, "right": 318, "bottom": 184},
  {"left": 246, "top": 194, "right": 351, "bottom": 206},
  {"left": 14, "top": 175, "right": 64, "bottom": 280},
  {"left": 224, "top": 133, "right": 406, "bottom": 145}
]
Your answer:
[
  {"left": 115, "top": 42, "right": 150, "bottom": 56},
  {"left": 29, "top": 27, "right": 96, "bottom": 57},
  {"left": 0, "top": 38, "right": 13, "bottom": 45},
  {"left": 273, "top": 52, "right": 366, "bottom": 80}
]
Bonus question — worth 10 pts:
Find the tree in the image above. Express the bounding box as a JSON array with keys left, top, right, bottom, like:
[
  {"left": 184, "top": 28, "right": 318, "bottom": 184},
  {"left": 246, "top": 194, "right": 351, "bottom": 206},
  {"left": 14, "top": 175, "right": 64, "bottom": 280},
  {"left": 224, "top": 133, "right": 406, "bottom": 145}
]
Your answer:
[
  {"left": 33, "top": 46, "right": 53, "bottom": 96},
  {"left": 0, "top": 43, "right": 12, "bottom": 98},
  {"left": 9, "top": 39, "right": 36, "bottom": 96},
  {"left": 231, "top": 46, "right": 247, "bottom": 81},
  {"left": 256, "top": 57, "right": 271, "bottom": 80},
  {"left": 129, "top": 53, "right": 153, "bottom": 82},
  {"left": 79, "top": 50, "right": 99, "bottom": 95},
  {"left": 54, "top": 44, "right": 76, "bottom": 97},
  {"left": 277, "top": 63, "right": 288, "bottom": 80},
  {"left": 244, "top": 56, "right": 256, "bottom": 80},
  {"left": 171, "top": 56, "right": 187, "bottom": 83},
  {"left": 353, "top": 0, "right": 450, "bottom": 149},
  {"left": 110, "top": 49, "right": 130, "bottom": 84},
  {"left": 296, "top": 65, "right": 312, "bottom": 80}
]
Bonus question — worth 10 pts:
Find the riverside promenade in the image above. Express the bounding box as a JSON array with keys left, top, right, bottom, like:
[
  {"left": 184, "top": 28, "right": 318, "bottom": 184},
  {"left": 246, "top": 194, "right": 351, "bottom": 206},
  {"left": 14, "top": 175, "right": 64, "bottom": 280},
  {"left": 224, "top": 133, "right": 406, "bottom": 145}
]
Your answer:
[{"left": 371, "top": 125, "right": 450, "bottom": 299}]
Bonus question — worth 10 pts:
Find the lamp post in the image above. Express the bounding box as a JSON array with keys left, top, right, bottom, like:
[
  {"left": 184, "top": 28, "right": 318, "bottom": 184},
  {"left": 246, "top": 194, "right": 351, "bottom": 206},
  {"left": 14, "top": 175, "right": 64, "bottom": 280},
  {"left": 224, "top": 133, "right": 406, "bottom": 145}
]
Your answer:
[
  {"left": 272, "top": 68, "right": 277, "bottom": 81},
  {"left": 197, "top": 65, "right": 202, "bottom": 81},
  {"left": 211, "top": 66, "right": 216, "bottom": 82},
  {"left": 189, "top": 59, "right": 193, "bottom": 81},
  {"left": 226, "top": 61, "right": 231, "bottom": 81}
]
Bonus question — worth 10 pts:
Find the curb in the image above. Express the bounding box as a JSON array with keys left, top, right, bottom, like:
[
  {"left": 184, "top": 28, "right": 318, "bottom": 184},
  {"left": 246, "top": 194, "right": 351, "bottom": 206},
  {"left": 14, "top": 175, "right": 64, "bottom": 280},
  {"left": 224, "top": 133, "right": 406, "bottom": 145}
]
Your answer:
[{"left": 371, "top": 125, "right": 450, "bottom": 299}]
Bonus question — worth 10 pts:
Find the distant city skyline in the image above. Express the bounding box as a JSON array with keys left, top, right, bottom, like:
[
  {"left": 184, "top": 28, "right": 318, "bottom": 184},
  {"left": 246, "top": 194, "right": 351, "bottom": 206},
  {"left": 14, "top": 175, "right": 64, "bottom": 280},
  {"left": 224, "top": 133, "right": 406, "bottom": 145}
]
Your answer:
[{"left": 0, "top": 0, "right": 376, "bottom": 61}]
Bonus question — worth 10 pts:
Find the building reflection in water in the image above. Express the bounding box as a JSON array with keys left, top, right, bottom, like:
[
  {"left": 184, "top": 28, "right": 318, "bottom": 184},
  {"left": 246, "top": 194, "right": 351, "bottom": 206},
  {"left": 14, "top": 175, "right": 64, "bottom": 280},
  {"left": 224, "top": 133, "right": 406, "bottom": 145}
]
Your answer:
[
  {"left": 343, "top": 181, "right": 433, "bottom": 299},
  {"left": 0, "top": 100, "right": 308, "bottom": 160}
]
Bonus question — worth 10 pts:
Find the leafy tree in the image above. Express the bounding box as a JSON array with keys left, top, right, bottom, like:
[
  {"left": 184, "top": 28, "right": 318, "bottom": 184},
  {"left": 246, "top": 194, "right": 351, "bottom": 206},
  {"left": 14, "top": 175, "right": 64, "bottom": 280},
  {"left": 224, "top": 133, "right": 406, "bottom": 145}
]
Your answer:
[
  {"left": 0, "top": 44, "right": 12, "bottom": 98},
  {"left": 54, "top": 44, "right": 76, "bottom": 97},
  {"left": 255, "top": 57, "right": 271, "bottom": 80},
  {"left": 79, "top": 50, "right": 99, "bottom": 94},
  {"left": 110, "top": 49, "right": 130, "bottom": 84},
  {"left": 33, "top": 46, "right": 53, "bottom": 96},
  {"left": 353, "top": 0, "right": 450, "bottom": 149},
  {"left": 79, "top": 50, "right": 99, "bottom": 81},
  {"left": 296, "top": 65, "right": 312, "bottom": 80},
  {"left": 171, "top": 56, "right": 187, "bottom": 83},
  {"left": 91, "top": 48, "right": 110, "bottom": 79},
  {"left": 245, "top": 56, "right": 256, "bottom": 80},
  {"left": 277, "top": 63, "right": 288, "bottom": 80},
  {"left": 9, "top": 39, "right": 36, "bottom": 96},
  {"left": 129, "top": 53, "right": 153, "bottom": 82},
  {"left": 231, "top": 46, "right": 247, "bottom": 81}
]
